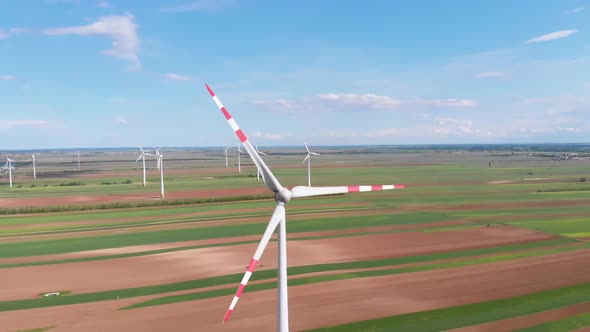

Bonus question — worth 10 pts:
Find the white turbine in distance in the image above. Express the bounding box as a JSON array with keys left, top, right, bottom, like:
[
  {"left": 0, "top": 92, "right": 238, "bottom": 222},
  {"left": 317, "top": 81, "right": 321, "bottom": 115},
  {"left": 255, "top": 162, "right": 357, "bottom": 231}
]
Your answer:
[
  {"left": 135, "top": 147, "right": 154, "bottom": 187},
  {"left": 224, "top": 147, "right": 231, "bottom": 168},
  {"left": 76, "top": 152, "right": 80, "bottom": 171},
  {"left": 32, "top": 154, "right": 36, "bottom": 181},
  {"left": 237, "top": 145, "right": 244, "bottom": 174},
  {"left": 6, "top": 156, "right": 15, "bottom": 191},
  {"left": 303, "top": 144, "right": 321, "bottom": 187},
  {"left": 255, "top": 144, "right": 267, "bottom": 183},
  {"left": 154, "top": 148, "right": 162, "bottom": 170},
  {"left": 205, "top": 83, "right": 407, "bottom": 332},
  {"left": 158, "top": 152, "right": 165, "bottom": 199}
]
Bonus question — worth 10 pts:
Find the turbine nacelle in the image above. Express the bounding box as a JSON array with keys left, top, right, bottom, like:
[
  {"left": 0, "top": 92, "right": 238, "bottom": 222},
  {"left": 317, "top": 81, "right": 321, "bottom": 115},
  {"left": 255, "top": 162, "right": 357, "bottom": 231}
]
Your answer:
[{"left": 275, "top": 188, "right": 293, "bottom": 203}]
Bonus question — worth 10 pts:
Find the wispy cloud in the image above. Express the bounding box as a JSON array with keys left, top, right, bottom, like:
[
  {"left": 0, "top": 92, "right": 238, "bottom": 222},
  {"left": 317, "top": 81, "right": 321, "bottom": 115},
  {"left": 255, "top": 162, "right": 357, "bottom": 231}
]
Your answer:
[
  {"left": 585, "top": 83, "right": 590, "bottom": 89},
  {"left": 97, "top": 1, "right": 112, "bottom": 8},
  {"left": 525, "top": 30, "right": 578, "bottom": 44},
  {"left": 254, "top": 94, "right": 477, "bottom": 112},
  {"left": 44, "top": 14, "right": 140, "bottom": 69},
  {"left": 252, "top": 131, "right": 293, "bottom": 140},
  {"left": 473, "top": 71, "right": 505, "bottom": 79},
  {"left": 565, "top": 7, "right": 585, "bottom": 14},
  {"left": 0, "top": 75, "right": 16, "bottom": 81},
  {"left": 164, "top": 73, "right": 193, "bottom": 82},
  {"left": 113, "top": 116, "right": 128, "bottom": 124},
  {"left": 0, "top": 28, "right": 26, "bottom": 40},
  {"left": 0, "top": 120, "right": 54, "bottom": 130},
  {"left": 318, "top": 93, "right": 401, "bottom": 109},
  {"left": 418, "top": 99, "right": 478, "bottom": 107},
  {"left": 160, "top": 0, "right": 235, "bottom": 13}
]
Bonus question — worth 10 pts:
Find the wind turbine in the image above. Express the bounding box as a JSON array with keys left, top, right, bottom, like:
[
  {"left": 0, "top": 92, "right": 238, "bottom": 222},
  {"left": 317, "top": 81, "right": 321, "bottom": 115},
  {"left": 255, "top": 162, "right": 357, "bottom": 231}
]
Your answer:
[
  {"left": 205, "top": 83, "right": 406, "bottom": 331},
  {"left": 32, "top": 154, "right": 36, "bottom": 181},
  {"left": 76, "top": 152, "right": 80, "bottom": 170},
  {"left": 224, "top": 147, "right": 231, "bottom": 168},
  {"left": 6, "top": 156, "right": 14, "bottom": 191},
  {"left": 237, "top": 145, "right": 244, "bottom": 174},
  {"left": 303, "top": 144, "right": 321, "bottom": 187},
  {"left": 255, "top": 144, "right": 267, "bottom": 183},
  {"left": 154, "top": 148, "right": 162, "bottom": 170},
  {"left": 158, "top": 152, "right": 165, "bottom": 198},
  {"left": 135, "top": 147, "right": 154, "bottom": 187}
]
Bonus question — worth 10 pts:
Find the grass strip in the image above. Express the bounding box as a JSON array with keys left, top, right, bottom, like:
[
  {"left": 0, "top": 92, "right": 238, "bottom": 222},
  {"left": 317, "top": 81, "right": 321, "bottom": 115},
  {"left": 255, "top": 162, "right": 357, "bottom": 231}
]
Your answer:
[
  {"left": 0, "top": 212, "right": 451, "bottom": 258},
  {"left": 514, "top": 311, "right": 590, "bottom": 331},
  {"left": 308, "top": 283, "right": 590, "bottom": 332},
  {"left": 0, "top": 238, "right": 578, "bottom": 312}
]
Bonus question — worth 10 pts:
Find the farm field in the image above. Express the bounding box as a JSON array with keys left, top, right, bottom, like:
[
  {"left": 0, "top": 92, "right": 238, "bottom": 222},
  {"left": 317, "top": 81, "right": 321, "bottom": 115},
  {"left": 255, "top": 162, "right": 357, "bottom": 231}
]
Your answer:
[{"left": 0, "top": 146, "right": 589, "bottom": 331}]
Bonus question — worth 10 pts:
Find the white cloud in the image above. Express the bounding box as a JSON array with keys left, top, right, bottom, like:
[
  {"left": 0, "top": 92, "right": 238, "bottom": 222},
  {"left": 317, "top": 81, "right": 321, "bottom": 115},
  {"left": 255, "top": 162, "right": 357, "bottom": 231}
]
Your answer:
[
  {"left": 525, "top": 30, "right": 578, "bottom": 44},
  {"left": 435, "top": 117, "right": 478, "bottom": 135},
  {"left": 419, "top": 99, "right": 478, "bottom": 107},
  {"left": 318, "top": 93, "right": 401, "bottom": 110},
  {"left": 252, "top": 131, "right": 292, "bottom": 140},
  {"left": 160, "top": 0, "right": 235, "bottom": 13},
  {"left": 585, "top": 82, "right": 590, "bottom": 89},
  {"left": 565, "top": 7, "right": 585, "bottom": 14},
  {"left": 164, "top": 73, "right": 193, "bottom": 82},
  {"left": 0, "top": 120, "right": 52, "bottom": 130},
  {"left": 44, "top": 14, "right": 140, "bottom": 69},
  {"left": 0, "top": 75, "right": 16, "bottom": 81},
  {"left": 474, "top": 71, "right": 505, "bottom": 79},
  {"left": 97, "top": 1, "right": 112, "bottom": 8},
  {"left": 0, "top": 28, "right": 25, "bottom": 40},
  {"left": 113, "top": 116, "right": 128, "bottom": 124}
]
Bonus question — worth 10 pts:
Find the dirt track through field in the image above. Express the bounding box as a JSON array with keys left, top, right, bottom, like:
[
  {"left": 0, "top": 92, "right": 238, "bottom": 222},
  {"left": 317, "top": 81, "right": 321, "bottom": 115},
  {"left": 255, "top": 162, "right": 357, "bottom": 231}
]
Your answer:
[
  {"left": 2, "top": 247, "right": 590, "bottom": 332},
  {"left": 0, "top": 225, "right": 553, "bottom": 301}
]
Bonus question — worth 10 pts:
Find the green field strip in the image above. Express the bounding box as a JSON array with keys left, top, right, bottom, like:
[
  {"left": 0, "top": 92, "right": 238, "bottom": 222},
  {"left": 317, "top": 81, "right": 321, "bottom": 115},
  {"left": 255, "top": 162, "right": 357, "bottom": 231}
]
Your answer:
[
  {"left": 0, "top": 238, "right": 578, "bottom": 312},
  {"left": 0, "top": 204, "right": 380, "bottom": 238},
  {"left": 307, "top": 282, "right": 590, "bottom": 332},
  {"left": 123, "top": 242, "right": 589, "bottom": 310},
  {"left": 0, "top": 211, "right": 452, "bottom": 258},
  {"left": 448, "top": 205, "right": 590, "bottom": 219},
  {"left": 508, "top": 218, "right": 590, "bottom": 236},
  {"left": 514, "top": 311, "right": 590, "bottom": 331},
  {"left": 15, "top": 327, "right": 55, "bottom": 332},
  {"left": 0, "top": 219, "right": 505, "bottom": 268}
]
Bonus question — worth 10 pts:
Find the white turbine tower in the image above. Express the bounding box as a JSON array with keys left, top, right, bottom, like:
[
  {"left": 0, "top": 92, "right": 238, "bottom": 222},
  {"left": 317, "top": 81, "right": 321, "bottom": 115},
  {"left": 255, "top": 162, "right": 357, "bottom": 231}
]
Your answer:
[
  {"left": 159, "top": 152, "right": 165, "bottom": 199},
  {"left": 224, "top": 147, "right": 231, "bottom": 168},
  {"left": 237, "top": 145, "right": 244, "bottom": 174},
  {"left": 76, "top": 152, "right": 80, "bottom": 170},
  {"left": 303, "top": 144, "right": 321, "bottom": 187},
  {"left": 135, "top": 147, "right": 154, "bottom": 187},
  {"left": 32, "top": 154, "right": 36, "bottom": 181},
  {"left": 255, "top": 144, "right": 267, "bottom": 183},
  {"left": 6, "top": 156, "right": 14, "bottom": 191},
  {"left": 206, "top": 83, "right": 407, "bottom": 331}
]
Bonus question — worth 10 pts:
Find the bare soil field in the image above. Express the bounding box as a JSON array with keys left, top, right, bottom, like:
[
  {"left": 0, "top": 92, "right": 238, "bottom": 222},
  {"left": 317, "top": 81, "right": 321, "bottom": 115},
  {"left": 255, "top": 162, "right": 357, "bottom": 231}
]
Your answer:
[
  {"left": 2, "top": 247, "right": 590, "bottom": 332},
  {"left": 0, "top": 225, "right": 553, "bottom": 301}
]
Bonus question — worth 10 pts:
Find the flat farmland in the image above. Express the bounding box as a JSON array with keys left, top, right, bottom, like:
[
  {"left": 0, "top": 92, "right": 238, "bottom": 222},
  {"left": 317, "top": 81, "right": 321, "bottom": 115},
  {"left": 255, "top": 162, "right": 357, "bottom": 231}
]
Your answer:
[{"left": 0, "top": 146, "right": 589, "bottom": 331}]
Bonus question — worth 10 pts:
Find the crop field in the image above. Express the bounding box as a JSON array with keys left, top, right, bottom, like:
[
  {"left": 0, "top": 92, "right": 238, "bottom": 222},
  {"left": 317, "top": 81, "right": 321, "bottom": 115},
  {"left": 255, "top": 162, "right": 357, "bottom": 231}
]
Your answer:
[{"left": 0, "top": 146, "right": 589, "bottom": 331}]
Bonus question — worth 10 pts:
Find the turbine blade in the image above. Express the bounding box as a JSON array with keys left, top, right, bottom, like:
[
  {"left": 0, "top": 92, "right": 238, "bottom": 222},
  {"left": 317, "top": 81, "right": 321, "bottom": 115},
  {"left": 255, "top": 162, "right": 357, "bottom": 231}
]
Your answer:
[
  {"left": 290, "top": 184, "right": 407, "bottom": 198},
  {"left": 206, "top": 83, "right": 283, "bottom": 192},
  {"left": 305, "top": 144, "right": 310, "bottom": 153},
  {"left": 223, "top": 203, "right": 285, "bottom": 322},
  {"left": 303, "top": 154, "right": 309, "bottom": 163},
  {"left": 136, "top": 155, "right": 142, "bottom": 162},
  {"left": 310, "top": 152, "right": 321, "bottom": 156}
]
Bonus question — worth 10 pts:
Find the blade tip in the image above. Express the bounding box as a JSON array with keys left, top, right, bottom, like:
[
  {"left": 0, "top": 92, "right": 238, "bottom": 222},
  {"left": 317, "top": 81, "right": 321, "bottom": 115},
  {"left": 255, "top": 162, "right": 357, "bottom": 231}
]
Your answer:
[
  {"left": 205, "top": 83, "right": 215, "bottom": 96},
  {"left": 395, "top": 184, "right": 407, "bottom": 189}
]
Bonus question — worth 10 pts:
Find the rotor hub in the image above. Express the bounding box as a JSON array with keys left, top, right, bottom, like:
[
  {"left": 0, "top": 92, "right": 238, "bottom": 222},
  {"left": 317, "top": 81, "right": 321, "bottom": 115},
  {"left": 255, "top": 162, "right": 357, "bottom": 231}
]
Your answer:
[{"left": 275, "top": 188, "right": 292, "bottom": 203}]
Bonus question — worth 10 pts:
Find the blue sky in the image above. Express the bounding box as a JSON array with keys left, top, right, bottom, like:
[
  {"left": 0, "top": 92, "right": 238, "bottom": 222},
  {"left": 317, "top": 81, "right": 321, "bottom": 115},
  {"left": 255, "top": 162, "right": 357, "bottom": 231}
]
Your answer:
[{"left": 0, "top": 0, "right": 589, "bottom": 149}]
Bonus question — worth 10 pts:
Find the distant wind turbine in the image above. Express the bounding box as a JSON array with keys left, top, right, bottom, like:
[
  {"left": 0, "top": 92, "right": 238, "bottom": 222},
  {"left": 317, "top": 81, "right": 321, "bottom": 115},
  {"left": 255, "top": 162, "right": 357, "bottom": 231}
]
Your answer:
[
  {"left": 303, "top": 144, "right": 321, "bottom": 186},
  {"left": 237, "top": 145, "right": 244, "bottom": 174},
  {"left": 154, "top": 148, "right": 162, "bottom": 170},
  {"left": 255, "top": 144, "right": 267, "bottom": 183},
  {"left": 76, "top": 152, "right": 80, "bottom": 170},
  {"left": 136, "top": 147, "right": 154, "bottom": 187},
  {"left": 224, "top": 147, "right": 231, "bottom": 168},
  {"left": 6, "top": 156, "right": 14, "bottom": 191},
  {"left": 32, "top": 154, "right": 36, "bottom": 181},
  {"left": 159, "top": 152, "right": 165, "bottom": 198}
]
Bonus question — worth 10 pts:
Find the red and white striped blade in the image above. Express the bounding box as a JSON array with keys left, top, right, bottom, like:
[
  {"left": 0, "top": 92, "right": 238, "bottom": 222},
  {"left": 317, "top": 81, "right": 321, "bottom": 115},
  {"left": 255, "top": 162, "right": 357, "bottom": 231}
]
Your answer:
[
  {"left": 223, "top": 203, "right": 286, "bottom": 322},
  {"left": 206, "top": 83, "right": 283, "bottom": 193},
  {"left": 290, "top": 184, "right": 407, "bottom": 198}
]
